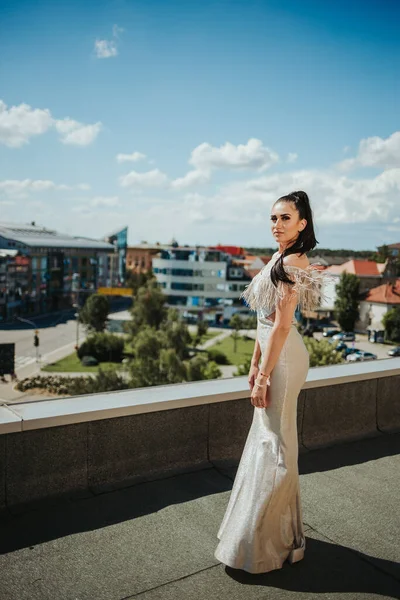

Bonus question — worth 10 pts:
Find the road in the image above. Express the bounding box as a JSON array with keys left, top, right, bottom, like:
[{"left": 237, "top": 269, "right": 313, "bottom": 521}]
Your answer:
[{"left": 0, "top": 311, "right": 86, "bottom": 373}]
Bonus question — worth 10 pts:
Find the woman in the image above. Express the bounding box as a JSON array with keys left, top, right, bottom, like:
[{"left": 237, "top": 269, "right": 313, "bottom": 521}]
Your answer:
[{"left": 214, "top": 190, "right": 333, "bottom": 574}]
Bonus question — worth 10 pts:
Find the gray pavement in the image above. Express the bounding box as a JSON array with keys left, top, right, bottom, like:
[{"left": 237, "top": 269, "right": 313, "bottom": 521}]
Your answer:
[
  {"left": 313, "top": 331, "right": 397, "bottom": 360},
  {"left": 0, "top": 432, "right": 399, "bottom": 599}
]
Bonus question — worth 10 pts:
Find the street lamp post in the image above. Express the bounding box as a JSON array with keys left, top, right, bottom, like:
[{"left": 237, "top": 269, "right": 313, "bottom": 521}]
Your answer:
[{"left": 72, "top": 302, "right": 80, "bottom": 351}]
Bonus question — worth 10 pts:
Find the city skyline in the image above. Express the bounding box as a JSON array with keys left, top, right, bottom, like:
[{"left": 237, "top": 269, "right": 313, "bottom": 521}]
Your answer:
[{"left": 0, "top": 0, "right": 399, "bottom": 251}]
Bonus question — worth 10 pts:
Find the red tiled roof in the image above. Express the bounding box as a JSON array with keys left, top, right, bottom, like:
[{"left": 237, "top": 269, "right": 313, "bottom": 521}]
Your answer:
[
  {"left": 364, "top": 280, "right": 400, "bottom": 304},
  {"left": 326, "top": 259, "right": 383, "bottom": 277}
]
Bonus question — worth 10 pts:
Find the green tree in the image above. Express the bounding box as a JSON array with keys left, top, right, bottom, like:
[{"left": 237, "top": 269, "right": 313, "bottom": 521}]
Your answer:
[
  {"left": 374, "top": 244, "right": 391, "bottom": 263},
  {"left": 159, "top": 308, "right": 192, "bottom": 360},
  {"left": 303, "top": 337, "right": 344, "bottom": 367},
  {"left": 128, "top": 326, "right": 167, "bottom": 387},
  {"left": 192, "top": 318, "right": 208, "bottom": 346},
  {"left": 186, "top": 354, "right": 222, "bottom": 381},
  {"left": 79, "top": 293, "right": 110, "bottom": 332},
  {"left": 334, "top": 272, "right": 360, "bottom": 331},
  {"left": 229, "top": 312, "right": 244, "bottom": 353},
  {"left": 382, "top": 307, "right": 400, "bottom": 342},
  {"left": 125, "top": 269, "right": 155, "bottom": 295},
  {"left": 126, "top": 279, "right": 168, "bottom": 337}
]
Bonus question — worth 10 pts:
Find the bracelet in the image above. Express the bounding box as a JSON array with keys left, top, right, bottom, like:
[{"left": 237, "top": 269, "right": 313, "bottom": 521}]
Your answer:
[
  {"left": 256, "top": 374, "right": 271, "bottom": 386},
  {"left": 254, "top": 382, "right": 267, "bottom": 388}
]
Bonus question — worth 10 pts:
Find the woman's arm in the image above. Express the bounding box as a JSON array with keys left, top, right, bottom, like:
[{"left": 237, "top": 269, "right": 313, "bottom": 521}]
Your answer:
[{"left": 251, "top": 336, "right": 261, "bottom": 367}]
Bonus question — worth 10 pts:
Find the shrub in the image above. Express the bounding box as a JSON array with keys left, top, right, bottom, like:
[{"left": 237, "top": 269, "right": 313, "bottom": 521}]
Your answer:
[
  {"left": 77, "top": 332, "right": 125, "bottom": 363},
  {"left": 206, "top": 348, "right": 230, "bottom": 365},
  {"left": 16, "top": 368, "right": 129, "bottom": 396}
]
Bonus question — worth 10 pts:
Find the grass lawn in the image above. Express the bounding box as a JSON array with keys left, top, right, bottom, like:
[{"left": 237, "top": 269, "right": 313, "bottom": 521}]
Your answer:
[
  {"left": 42, "top": 352, "right": 122, "bottom": 373},
  {"left": 190, "top": 331, "right": 221, "bottom": 344},
  {"left": 212, "top": 334, "right": 255, "bottom": 366}
]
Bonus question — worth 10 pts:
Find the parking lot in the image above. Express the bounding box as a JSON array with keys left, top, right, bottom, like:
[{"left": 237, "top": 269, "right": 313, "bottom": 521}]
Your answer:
[{"left": 313, "top": 330, "right": 398, "bottom": 360}]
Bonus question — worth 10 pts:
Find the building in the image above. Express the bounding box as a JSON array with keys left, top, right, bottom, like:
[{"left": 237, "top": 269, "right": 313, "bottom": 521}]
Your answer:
[
  {"left": 126, "top": 242, "right": 164, "bottom": 275},
  {"left": 320, "top": 255, "right": 400, "bottom": 331},
  {"left": 387, "top": 242, "right": 400, "bottom": 257},
  {"left": 148, "top": 242, "right": 265, "bottom": 324},
  {"left": 0, "top": 221, "right": 114, "bottom": 318},
  {"left": 0, "top": 250, "right": 31, "bottom": 321},
  {"left": 325, "top": 259, "right": 388, "bottom": 293},
  {"left": 359, "top": 279, "right": 400, "bottom": 335},
  {"left": 98, "top": 227, "right": 128, "bottom": 288}
]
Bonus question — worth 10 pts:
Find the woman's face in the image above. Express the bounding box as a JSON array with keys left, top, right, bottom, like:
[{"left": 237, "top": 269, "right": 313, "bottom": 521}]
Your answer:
[{"left": 270, "top": 200, "right": 307, "bottom": 248}]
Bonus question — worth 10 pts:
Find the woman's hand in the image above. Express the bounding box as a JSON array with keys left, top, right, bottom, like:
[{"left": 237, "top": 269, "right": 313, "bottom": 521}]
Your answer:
[
  {"left": 250, "top": 378, "right": 270, "bottom": 408},
  {"left": 248, "top": 363, "right": 259, "bottom": 392}
]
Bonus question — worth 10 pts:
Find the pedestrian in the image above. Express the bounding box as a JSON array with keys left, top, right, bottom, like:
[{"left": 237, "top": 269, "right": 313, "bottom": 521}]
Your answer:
[{"left": 214, "top": 191, "right": 334, "bottom": 574}]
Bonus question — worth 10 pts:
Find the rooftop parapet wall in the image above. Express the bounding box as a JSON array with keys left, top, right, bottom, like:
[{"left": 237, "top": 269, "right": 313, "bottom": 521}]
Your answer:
[{"left": 0, "top": 359, "right": 399, "bottom": 517}]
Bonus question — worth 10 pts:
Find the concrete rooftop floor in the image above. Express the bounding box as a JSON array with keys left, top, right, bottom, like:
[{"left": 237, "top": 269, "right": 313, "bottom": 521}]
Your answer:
[{"left": 0, "top": 432, "right": 399, "bottom": 600}]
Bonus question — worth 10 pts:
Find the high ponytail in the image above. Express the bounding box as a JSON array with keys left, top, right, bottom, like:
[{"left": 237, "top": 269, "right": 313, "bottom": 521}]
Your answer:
[{"left": 270, "top": 190, "right": 319, "bottom": 288}]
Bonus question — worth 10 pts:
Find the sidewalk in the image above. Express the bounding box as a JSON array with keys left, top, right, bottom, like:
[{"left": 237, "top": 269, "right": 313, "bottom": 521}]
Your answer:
[
  {"left": 1, "top": 433, "right": 399, "bottom": 599},
  {"left": 0, "top": 336, "right": 87, "bottom": 404}
]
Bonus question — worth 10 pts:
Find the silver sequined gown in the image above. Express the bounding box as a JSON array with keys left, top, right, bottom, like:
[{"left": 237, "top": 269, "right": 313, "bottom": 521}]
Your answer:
[{"left": 214, "top": 254, "right": 313, "bottom": 574}]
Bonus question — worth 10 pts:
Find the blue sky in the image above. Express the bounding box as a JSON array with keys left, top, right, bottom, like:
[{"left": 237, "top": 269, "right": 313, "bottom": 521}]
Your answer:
[{"left": 0, "top": 0, "right": 399, "bottom": 250}]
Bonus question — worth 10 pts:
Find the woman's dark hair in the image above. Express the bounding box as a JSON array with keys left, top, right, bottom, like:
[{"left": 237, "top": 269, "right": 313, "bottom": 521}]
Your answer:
[{"left": 270, "top": 190, "right": 318, "bottom": 288}]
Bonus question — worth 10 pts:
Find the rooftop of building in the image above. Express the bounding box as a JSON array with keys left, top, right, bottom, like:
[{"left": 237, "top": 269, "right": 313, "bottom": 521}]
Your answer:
[
  {"left": 363, "top": 279, "right": 400, "bottom": 305},
  {"left": 0, "top": 221, "right": 114, "bottom": 251},
  {"left": 1, "top": 359, "right": 399, "bottom": 598},
  {"left": 1, "top": 430, "right": 399, "bottom": 599},
  {"left": 326, "top": 258, "right": 387, "bottom": 277}
]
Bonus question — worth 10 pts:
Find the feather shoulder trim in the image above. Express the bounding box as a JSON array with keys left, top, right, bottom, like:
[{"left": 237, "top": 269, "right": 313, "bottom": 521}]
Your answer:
[{"left": 239, "top": 262, "right": 337, "bottom": 313}]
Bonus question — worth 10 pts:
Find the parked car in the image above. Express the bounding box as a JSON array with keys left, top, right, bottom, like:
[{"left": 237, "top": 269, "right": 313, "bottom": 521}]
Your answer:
[
  {"left": 343, "top": 347, "right": 362, "bottom": 358},
  {"left": 331, "top": 341, "right": 348, "bottom": 352},
  {"left": 332, "top": 331, "right": 356, "bottom": 342},
  {"left": 323, "top": 328, "right": 341, "bottom": 337},
  {"left": 387, "top": 346, "right": 400, "bottom": 357},
  {"left": 346, "top": 351, "right": 377, "bottom": 362}
]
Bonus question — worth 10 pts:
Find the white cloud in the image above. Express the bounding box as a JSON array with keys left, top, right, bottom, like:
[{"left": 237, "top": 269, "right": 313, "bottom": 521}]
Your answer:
[
  {"left": 112, "top": 24, "right": 124, "bottom": 38},
  {"left": 0, "top": 179, "right": 91, "bottom": 198},
  {"left": 89, "top": 196, "right": 121, "bottom": 207},
  {"left": 116, "top": 151, "right": 147, "bottom": 163},
  {"left": 287, "top": 152, "right": 298, "bottom": 164},
  {"left": 337, "top": 131, "right": 400, "bottom": 171},
  {"left": 94, "top": 24, "right": 124, "bottom": 59},
  {"left": 189, "top": 138, "right": 279, "bottom": 172},
  {"left": 119, "top": 169, "right": 169, "bottom": 188},
  {"left": 0, "top": 100, "right": 53, "bottom": 148},
  {"left": 210, "top": 167, "right": 400, "bottom": 226},
  {"left": 94, "top": 39, "right": 118, "bottom": 59},
  {"left": 170, "top": 169, "right": 211, "bottom": 190},
  {"left": 0, "top": 100, "right": 102, "bottom": 147},
  {"left": 172, "top": 138, "right": 279, "bottom": 190},
  {"left": 55, "top": 119, "right": 102, "bottom": 145}
]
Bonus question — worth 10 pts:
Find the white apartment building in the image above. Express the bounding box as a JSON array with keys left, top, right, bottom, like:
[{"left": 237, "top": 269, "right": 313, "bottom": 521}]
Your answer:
[{"left": 151, "top": 246, "right": 250, "bottom": 320}]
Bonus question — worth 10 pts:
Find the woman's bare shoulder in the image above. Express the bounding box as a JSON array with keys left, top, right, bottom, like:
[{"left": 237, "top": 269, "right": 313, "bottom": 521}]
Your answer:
[{"left": 282, "top": 252, "right": 310, "bottom": 269}]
